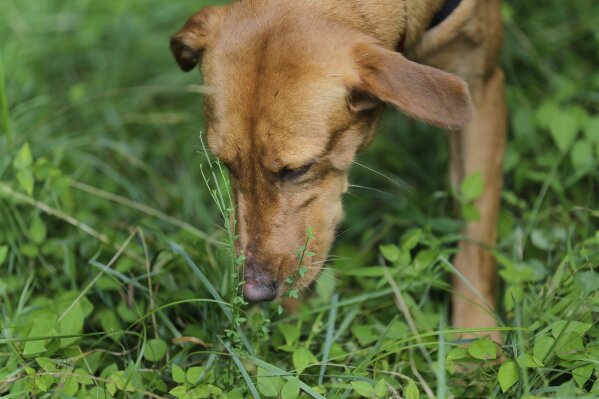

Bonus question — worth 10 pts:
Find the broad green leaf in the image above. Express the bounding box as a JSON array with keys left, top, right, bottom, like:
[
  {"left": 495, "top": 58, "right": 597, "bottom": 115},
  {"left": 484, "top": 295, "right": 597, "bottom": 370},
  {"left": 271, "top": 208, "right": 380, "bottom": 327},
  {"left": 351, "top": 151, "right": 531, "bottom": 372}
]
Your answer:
[
  {"left": 59, "top": 302, "right": 84, "bottom": 348},
  {"left": 108, "top": 370, "right": 135, "bottom": 392},
  {"left": 277, "top": 324, "right": 300, "bottom": 346},
  {"left": 461, "top": 172, "right": 484, "bottom": 201},
  {"left": 498, "top": 360, "right": 519, "bottom": 392},
  {"left": 414, "top": 248, "right": 438, "bottom": 270},
  {"left": 385, "top": 320, "right": 408, "bottom": 340},
  {"left": 380, "top": 244, "right": 400, "bottom": 262},
  {"left": 63, "top": 377, "right": 79, "bottom": 396},
  {"left": 100, "top": 363, "right": 118, "bottom": 379},
  {"left": 374, "top": 379, "right": 387, "bottom": 398},
  {"left": 281, "top": 378, "right": 300, "bottom": 399},
  {"left": 352, "top": 325, "right": 378, "bottom": 347},
  {"left": 0, "top": 245, "right": 8, "bottom": 266},
  {"left": 186, "top": 366, "right": 205, "bottom": 385},
  {"left": 144, "top": 338, "right": 167, "bottom": 362},
  {"left": 555, "top": 333, "right": 584, "bottom": 360},
  {"left": 592, "top": 378, "right": 599, "bottom": 393},
  {"left": 548, "top": 109, "right": 579, "bottom": 153},
  {"left": 28, "top": 216, "right": 47, "bottom": 245},
  {"left": 468, "top": 337, "right": 496, "bottom": 360},
  {"left": 531, "top": 229, "right": 555, "bottom": 251},
  {"left": 24, "top": 324, "right": 52, "bottom": 356},
  {"left": 536, "top": 101, "right": 560, "bottom": 129},
  {"left": 351, "top": 381, "right": 374, "bottom": 398},
  {"left": 446, "top": 347, "right": 469, "bottom": 361},
  {"left": 533, "top": 335, "right": 555, "bottom": 361},
  {"left": 106, "top": 382, "right": 117, "bottom": 396},
  {"left": 401, "top": 229, "right": 422, "bottom": 251},
  {"left": 292, "top": 347, "right": 317, "bottom": 374},
  {"left": 79, "top": 296, "right": 94, "bottom": 318},
  {"left": 209, "top": 384, "right": 223, "bottom": 395},
  {"left": 34, "top": 376, "right": 48, "bottom": 392},
  {"left": 74, "top": 368, "right": 93, "bottom": 385},
  {"left": 172, "top": 364, "right": 186, "bottom": 384},
  {"left": 551, "top": 320, "right": 591, "bottom": 338},
  {"left": 191, "top": 384, "right": 211, "bottom": 398},
  {"left": 153, "top": 378, "right": 168, "bottom": 394},
  {"left": 117, "top": 303, "right": 138, "bottom": 322},
  {"left": 571, "top": 139, "right": 595, "bottom": 171},
  {"left": 556, "top": 380, "right": 576, "bottom": 396},
  {"left": 98, "top": 309, "right": 123, "bottom": 343},
  {"left": 169, "top": 386, "right": 187, "bottom": 397},
  {"left": 13, "top": 143, "right": 33, "bottom": 170},
  {"left": 585, "top": 116, "right": 599, "bottom": 142},
  {"left": 97, "top": 275, "right": 121, "bottom": 291},
  {"left": 17, "top": 170, "right": 34, "bottom": 195},
  {"left": 573, "top": 363, "right": 593, "bottom": 388},
  {"left": 257, "top": 368, "right": 284, "bottom": 397},
  {"left": 123, "top": 362, "right": 140, "bottom": 391},
  {"left": 517, "top": 353, "right": 544, "bottom": 368},
  {"left": 288, "top": 289, "right": 299, "bottom": 299},
  {"left": 404, "top": 380, "right": 420, "bottom": 399},
  {"left": 574, "top": 271, "right": 599, "bottom": 295},
  {"left": 224, "top": 388, "right": 245, "bottom": 399},
  {"left": 35, "top": 357, "right": 56, "bottom": 372}
]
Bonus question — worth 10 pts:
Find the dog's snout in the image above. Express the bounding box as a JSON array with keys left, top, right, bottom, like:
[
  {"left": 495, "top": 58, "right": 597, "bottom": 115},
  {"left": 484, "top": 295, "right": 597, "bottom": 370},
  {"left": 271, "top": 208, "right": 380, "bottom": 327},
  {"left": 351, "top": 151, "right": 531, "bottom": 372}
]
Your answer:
[{"left": 242, "top": 261, "right": 279, "bottom": 302}]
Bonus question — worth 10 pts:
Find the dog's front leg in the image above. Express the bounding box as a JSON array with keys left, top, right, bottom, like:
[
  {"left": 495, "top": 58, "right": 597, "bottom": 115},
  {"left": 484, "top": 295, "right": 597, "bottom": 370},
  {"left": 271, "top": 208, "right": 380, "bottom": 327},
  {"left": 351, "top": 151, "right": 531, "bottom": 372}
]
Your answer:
[{"left": 449, "top": 67, "right": 507, "bottom": 343}]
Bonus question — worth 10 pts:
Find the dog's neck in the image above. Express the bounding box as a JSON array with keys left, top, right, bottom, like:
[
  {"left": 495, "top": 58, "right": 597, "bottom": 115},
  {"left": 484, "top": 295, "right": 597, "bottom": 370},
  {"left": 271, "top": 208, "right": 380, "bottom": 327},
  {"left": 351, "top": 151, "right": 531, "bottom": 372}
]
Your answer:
[{"left": 295, "top": 0, "right": 445, "bottom": 49}]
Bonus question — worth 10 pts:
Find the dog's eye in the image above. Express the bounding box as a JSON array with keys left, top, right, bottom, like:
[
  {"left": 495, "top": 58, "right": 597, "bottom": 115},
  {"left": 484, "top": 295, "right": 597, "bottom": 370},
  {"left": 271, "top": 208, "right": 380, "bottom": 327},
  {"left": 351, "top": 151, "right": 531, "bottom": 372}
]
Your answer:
[{"left": 278, "top": 163, "right": 314, "bottom": 182}]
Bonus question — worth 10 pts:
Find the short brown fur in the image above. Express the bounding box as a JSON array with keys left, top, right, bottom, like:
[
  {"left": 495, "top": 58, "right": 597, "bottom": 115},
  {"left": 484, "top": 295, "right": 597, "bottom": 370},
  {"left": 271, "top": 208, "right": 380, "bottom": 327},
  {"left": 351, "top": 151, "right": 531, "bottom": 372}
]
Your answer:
[{"left": 171, "top": 0, "right": 506, "bottom": 340}]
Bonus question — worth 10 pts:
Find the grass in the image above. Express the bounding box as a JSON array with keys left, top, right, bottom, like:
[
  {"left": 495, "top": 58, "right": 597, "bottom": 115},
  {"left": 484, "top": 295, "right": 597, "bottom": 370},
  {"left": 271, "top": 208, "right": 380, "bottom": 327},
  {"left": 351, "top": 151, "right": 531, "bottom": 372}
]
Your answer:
[{"left": 1, "top": 0, "right": 598, "bottom": 398}]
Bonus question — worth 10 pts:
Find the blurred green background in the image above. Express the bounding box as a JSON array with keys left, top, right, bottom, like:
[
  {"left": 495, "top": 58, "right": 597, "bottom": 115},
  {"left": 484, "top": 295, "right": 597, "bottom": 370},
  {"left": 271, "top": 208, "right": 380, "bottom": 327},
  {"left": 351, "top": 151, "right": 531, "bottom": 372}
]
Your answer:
[{"left": 1, "top": 0, "right": 598, "bottom": 397}]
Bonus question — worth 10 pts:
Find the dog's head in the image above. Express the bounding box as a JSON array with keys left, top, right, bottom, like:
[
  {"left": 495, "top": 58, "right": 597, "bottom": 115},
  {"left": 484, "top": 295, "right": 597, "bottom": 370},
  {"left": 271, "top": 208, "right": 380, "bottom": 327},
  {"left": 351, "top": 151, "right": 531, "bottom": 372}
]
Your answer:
[{"left": 171, "top": 3, "right": 472, "bottom": 302}]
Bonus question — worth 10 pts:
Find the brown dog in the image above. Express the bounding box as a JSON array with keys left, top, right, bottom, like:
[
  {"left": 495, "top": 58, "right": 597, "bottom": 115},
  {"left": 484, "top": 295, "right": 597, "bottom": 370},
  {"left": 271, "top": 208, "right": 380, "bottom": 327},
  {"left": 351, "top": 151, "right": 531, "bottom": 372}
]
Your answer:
[{"left": 171, "top": 0, "right": 505, "bottom": 340}]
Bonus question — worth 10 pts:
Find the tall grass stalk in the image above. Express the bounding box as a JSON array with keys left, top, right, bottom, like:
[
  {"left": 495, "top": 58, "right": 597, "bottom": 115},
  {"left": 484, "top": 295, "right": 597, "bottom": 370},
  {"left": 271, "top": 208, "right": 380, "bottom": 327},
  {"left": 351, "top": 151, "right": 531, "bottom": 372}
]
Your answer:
[{"left": 198, "top": 133, "right": 249, "bottom": 349}]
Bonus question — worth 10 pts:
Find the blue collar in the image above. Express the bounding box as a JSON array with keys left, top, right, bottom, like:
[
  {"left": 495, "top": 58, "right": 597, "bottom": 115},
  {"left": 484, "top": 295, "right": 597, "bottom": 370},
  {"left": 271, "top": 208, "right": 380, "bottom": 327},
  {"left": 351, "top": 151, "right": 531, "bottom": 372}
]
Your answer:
[{"left": 429, "top": 0, "right": 462, "bottom": 28}]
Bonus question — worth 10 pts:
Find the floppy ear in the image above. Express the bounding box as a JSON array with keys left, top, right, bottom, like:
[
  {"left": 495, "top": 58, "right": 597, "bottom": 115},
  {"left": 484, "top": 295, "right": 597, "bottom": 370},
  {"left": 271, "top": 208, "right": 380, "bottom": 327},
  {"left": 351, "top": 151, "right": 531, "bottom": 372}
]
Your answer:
[
  {"left": 170, "top": 6, "right": 225, "bottom": 72},
  {"left": 349, "top": 43, "right": 473, "bottom": 130}
]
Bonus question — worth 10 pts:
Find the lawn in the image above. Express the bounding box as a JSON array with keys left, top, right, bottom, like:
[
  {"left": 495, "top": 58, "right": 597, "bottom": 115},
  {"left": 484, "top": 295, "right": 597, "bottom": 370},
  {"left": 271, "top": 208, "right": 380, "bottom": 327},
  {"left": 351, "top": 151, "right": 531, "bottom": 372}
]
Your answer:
[{"left": 0, "top": 0, "right": 598, "bottom": 398}]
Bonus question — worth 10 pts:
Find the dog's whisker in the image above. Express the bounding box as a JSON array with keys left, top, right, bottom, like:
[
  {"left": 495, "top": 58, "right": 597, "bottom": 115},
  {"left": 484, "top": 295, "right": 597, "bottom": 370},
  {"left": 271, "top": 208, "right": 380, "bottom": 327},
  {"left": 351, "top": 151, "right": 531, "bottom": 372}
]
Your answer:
[
  {"left": 335, "top": 227, "right": 354, "bottom": 239},
  {"left": 308, "top": 262, "right": 331, "bottom": 267},
  {"left": 348, "top": 184, "right": 395, "bottom": 198},
  {"left": 352, "top": 160, "right": 413, "bottom": 194}
]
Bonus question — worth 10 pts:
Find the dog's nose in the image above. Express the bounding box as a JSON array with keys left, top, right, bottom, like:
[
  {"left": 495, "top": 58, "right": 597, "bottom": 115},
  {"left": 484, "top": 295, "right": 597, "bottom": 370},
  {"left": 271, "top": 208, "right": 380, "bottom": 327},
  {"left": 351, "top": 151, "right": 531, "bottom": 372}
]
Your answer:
[
  {"left": 243, "top": 279, "right": 278, "bottom": 302},
  {"left": 242, "top": 261, "right": 279, "bottom": 302}
]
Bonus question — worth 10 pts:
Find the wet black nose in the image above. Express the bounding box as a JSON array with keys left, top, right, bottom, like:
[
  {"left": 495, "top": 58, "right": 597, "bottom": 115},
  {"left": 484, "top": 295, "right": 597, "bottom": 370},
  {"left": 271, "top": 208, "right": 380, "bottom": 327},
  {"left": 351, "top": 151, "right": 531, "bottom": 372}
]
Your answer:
[{"left": 242, "top": 261, "right": 279, "bottom": 302}]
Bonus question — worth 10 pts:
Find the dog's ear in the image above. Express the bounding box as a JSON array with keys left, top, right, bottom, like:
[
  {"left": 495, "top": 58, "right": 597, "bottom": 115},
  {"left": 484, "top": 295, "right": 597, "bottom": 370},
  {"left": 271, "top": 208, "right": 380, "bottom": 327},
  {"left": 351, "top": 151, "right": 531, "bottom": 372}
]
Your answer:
[
  {"left": 170, "top": 7, "right": 226, "bottom": 72},
  {"left": 349, "top": 43, "right": 472, "bottom": 130}
]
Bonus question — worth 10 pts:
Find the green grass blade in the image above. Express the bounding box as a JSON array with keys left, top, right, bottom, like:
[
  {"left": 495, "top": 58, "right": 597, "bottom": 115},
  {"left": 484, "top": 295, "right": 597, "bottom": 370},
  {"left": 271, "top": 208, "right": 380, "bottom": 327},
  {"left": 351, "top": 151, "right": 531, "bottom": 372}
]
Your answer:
[
  {"left": 318, "top": 293, "right": 339, "bottom": 385},
  {"left": 436, "top": 305, "right": 447, "bottom": 399}
]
